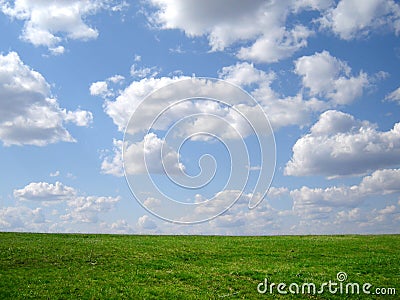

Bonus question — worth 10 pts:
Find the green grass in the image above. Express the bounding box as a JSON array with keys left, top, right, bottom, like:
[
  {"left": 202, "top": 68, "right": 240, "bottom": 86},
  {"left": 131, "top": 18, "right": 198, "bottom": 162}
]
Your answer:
[{"left": 0, "top": 233, "right": 399, "bottom": 299}]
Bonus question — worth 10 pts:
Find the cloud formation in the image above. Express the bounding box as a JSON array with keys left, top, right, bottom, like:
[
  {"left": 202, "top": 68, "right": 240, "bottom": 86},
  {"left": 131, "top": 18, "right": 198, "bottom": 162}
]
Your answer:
[
  {"left": 295, "top": 51, "right": 369, "bottom": 105},
  {"left": 285, "top": 110, "right": 400, "bottom": 177},
  {"left": 146, "top": 0, "right": 325, "bottom": 63},
  {"left": 0, "top": 0, "right": 126, "bottom": 54},
  {"left": 11, "top": 181, "right": 120, "bottom": 225},
  {"left": 0, "top": 52, "right": 92, "bottom": 146},
  {"left": 291, "top": 168, "right": 400, "bottom": 219},
  {"left": 320, "top": 0, "right": 400, "bottom": 40}
]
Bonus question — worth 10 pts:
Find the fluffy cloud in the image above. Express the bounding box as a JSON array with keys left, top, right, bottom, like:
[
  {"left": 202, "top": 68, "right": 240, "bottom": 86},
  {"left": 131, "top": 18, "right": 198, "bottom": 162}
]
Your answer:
[
  {"left": 89, "top": 74, "right": 125, "bottom": 98},
  {"left": 137, "top": 215, "right": 157, "bottom": 230},
  {"left": 285, "top": 110, "right": 400, "bottom": 177},
  {"left": 291, "top": 168, "right": 400, "bottom": 221},
  {"left": 104, "top": 76, "right": 189, "bottom": 132},
  {"left": 102, "top": 133, "right": 185, "bottom": 176},
  {"left": 0, "top": 0, "right": 126, "bottom": 54},
  {"left": 62, "top": 195, "right": 120, "bottom": 223},
  {"left": 11, "top": 181, "right": 120, "bottom": 224},
  {"left": 359, "top": 168, "right": 400, "bottom": 195},
  {"left": 0, "top": 52, "right": 92, "bottom": 146},
  {"left": 124, "top": 133, "right": 184, "bottom": 175},
  {"left": 295, "top": 51, "right": 369, "bottom": 105},
  {"left": 320, "top": 0, "right": 400, "bottom": 40},
  {"left": 102, "top": 74, "right": 271, "bottom": 138},
  {"left": 0, "top": 206, "right": 45, "bottom": 230},
  {"left": 220, "top": 62, "right": 327, "bottom": 130},
  {"left": 13, "top": 181, "right": 76, "bottom": 201},
  {"left": 218, "top": 62, "right": 275, "bottom": 87},
  {"left": 90, "top": 81, "right": 109, "bottom": 96},
  {"left": 146, "top": 0, "right": 326, "bottom": 63}
]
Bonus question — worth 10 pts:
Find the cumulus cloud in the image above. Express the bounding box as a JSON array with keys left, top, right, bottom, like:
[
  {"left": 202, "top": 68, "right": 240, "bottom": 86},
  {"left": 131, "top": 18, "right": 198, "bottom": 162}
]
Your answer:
[
  {"left": 62, "top": 195, "right": 120, "bottom": 223},
  {"left": 103, "top": 76, "right": 189, "bottom": 132},
  {"left": 89, "top": 74, "right": 125, "bottom": 98},
  {"left": 101, "top": 133, "right": 185, "bottom": 176},
  {"left": 137, "top": 215, "right": 157, "bottom": 230},
  {"left": 124, "top": 133, "right": 184, "bottom": 175},
  {"left": 146, "top": 0, "right": 326, "bottom": 63},
  {"left": 12, "top": 181, "right": 120, "bottom": 225},
  {"left": 13, "top": 181, "right": 76, "bottom": 201},
  {"left": 90, "top": 81, "right": 109, "bottom": 96},
  {"left": 285, "top": 110, "right": 400, "bottom": 177},
  {"left": 0, "top": 0, "right": 126, "bottom": 54},
  {"left": 0, "top": 206, "right": 45, "bottom": 230},
  {"left": 291, "top": 168, "right": 400, "bottom": 221},
  {"left": 0, "top": 52, "right": 92, "bottom": 146},
  {"left": 359, "top": 169, "right": 400, "bottom": 195},
  {"left": 220, "top": 62, "right": 328, "bottom": 130},
  {"left": 102, "top": 74, "right": 267, "bottom": 138},
  {"left": 219, "top": 62, "right": 275, "bottom": 87},
  {"left": 320, "top": 0, "right": 400, "bottom": 40},
  {"left": 295, "top": 51, "right": 369, "bottom": 105}
]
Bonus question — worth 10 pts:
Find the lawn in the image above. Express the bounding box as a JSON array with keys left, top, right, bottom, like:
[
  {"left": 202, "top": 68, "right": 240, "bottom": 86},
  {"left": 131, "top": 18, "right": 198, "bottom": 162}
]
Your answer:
[{"left": 0, "top": 233, "right": 398, "bottom": 299}]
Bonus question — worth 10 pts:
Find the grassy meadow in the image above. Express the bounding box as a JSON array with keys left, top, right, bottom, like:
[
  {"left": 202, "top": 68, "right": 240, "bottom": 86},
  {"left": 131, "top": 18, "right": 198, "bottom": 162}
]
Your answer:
[{"left": 0, "top": 233, "right": 399, "bottom": 299}]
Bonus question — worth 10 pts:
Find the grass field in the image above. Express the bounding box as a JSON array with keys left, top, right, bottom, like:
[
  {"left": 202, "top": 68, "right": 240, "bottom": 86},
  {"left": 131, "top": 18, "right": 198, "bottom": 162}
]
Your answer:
[{"left": 0, "top": 233, "right": 399, "bottom": 299}]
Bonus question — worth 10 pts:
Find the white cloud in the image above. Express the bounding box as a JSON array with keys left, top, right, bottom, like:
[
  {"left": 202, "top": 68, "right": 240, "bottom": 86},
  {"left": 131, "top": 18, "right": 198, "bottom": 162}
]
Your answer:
[
  {"left": 137, "top": 215, "right": 157, "bottom": 230},
  {"left": 146, "top": 0, "right": 322, "bottom": 63},
  {"left": 0, "top": 52, "right": 92, "bottom": 146},
  {"left": 90, "top": 81, "right": 108, "bottom": 96},
  {"left": 359, "top": 169, "right": 400, "bottom": 195},
  {"left": 13, "top": 181, "right": 76, "bottom": 201},
  {"left": 62, "top": 195, "right": 120, "bottom": 223},
  {"left": 218, "top": 62, "right": 275, "bottom": 87},
  {"left": 12, "top": 181, "right": 120, "bottom": 225},
  {"left": 104, "top": 76, "right": 189, "bottom": 132},
  {"left": 237, "top": 25, "right": 312, "bottom": 63},
  {"left": 65, "top": 109, "right": 93, "bottom": 127},
  {"left": 293, "top": 0, "right": 334, "bottom": 12},
  {"left": 124, "top": 133, "right": 184, "bottom": 175},
  {"left": 100, "top": 133, "right": 185, "bottom": 177},
  {"left": 0, "top": 0, "right": 126, "bottom": 53},
  {"left": 89, "top": 74, "right": 125, "bottom": 98},
  {"left": 295, "top": 51, "right": 369, "bottom": 105},
  {"left": 320, "top": 0, "right": 400, "bottom": 40},
  {"left": 108, "top": 219, "right": 134, "bottom": 233},
  {"left": 101, "top": 139, "right": 124, "bottom": 177},
  {"left": 291, "top": 168, "right": 400, "bottom": 220},
  {"left": 0, "top": 206, "right": 45, "bottom": 230},
  {"left": 220, "top": 62, "right": 328, "bottom": 130},
  {"left": 285, "top": 110, "right": 400, "bottom": 177},
  {"left": 267, "top": 187, "right": 290, "bottom": 198},
  {"left": 386, "top": 86, "right": 400, "bottom": 104},
  {"left": 334, "top": 208, "right": 361, "bottom": 224},
  {"left": 104, "top": 75, "right": 266, "bottom": 138}
]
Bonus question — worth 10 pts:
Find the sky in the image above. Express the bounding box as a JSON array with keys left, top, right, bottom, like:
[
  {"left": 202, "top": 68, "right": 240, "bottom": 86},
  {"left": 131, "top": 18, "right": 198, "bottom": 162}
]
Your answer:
[{"left": 0, "top": 0, "right": 399, "bottom": 235}]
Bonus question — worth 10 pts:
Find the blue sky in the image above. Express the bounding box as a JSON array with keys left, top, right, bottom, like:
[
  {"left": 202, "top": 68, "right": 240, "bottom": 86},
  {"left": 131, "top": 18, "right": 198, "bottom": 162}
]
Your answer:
[{"left": 0, "top": 0, "right": 399, "bottom": 234}]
